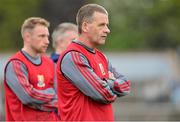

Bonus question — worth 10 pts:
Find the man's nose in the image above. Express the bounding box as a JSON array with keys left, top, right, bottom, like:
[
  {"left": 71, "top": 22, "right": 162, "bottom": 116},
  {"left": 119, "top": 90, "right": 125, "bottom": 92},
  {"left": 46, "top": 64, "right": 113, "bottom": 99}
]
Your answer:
[
  {"left": 45, "top": 37, "right": 49, "bottom": 44},
  {"left": 105, "top": 26, "right": 110, "bottom": 34}
]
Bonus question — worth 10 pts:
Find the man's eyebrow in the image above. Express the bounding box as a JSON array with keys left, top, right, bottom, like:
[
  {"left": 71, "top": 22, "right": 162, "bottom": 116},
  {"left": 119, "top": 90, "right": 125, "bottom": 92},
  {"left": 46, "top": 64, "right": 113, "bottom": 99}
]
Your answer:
[
  {"left": 38, "top": 33, "right": 49, "bottom": 36},
  {"left": 99, "top": 23, "right": 109, "bottom": 26}
]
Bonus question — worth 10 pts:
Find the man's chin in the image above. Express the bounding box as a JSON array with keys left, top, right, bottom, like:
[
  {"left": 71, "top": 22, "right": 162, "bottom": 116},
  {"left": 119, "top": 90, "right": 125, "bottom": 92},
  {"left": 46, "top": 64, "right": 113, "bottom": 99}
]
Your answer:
[
  {"left": 98, "top": 40, "right": 106, "bottom": 45},
  {"left": 37, "top": 49, "right": 46, "bottom": 54},
  {"left": 92, "top": 39, "right": 106, "bottom": 47},
  {"left": 41, "top": 50, "right": 47, "bottom": 54}
]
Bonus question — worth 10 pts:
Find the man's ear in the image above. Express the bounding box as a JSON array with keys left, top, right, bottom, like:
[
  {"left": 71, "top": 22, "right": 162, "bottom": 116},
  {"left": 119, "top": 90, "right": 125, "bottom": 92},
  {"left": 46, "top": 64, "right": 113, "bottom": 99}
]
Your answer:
[
  {"left": 81, "top": 21, "right": 89, "bottom": 33},
  {"left": 23, "top": 31, "right": 31, "bottom": 42}
]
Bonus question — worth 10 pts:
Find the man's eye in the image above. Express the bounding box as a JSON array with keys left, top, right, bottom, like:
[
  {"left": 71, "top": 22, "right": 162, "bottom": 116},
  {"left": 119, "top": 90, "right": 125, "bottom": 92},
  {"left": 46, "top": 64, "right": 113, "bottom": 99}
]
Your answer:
[
  {"left": 39, "top": 35, "right": 46, "bottom": 37},
  {"left": 99, "top": 24, "right": 104, "bottom": 27}
]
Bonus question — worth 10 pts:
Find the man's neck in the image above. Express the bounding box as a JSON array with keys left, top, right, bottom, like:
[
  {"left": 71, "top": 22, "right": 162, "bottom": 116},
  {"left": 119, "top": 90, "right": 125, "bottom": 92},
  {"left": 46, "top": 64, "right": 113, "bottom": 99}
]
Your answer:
[
  {"left": 55, "top": 48, "right": 64, "bottom": 54},
  {"left": 22, "top": 47, "right": 40, "bottom": 58},
  {"left": 78, "top": 34, "right": 96, "bottom": 49}
]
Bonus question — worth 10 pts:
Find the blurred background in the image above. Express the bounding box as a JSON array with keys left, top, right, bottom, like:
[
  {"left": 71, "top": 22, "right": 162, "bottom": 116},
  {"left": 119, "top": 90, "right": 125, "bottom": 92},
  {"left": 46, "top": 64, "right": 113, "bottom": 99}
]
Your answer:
[{"left": 0, "top": 0, "right": 180, "bottom": 121}]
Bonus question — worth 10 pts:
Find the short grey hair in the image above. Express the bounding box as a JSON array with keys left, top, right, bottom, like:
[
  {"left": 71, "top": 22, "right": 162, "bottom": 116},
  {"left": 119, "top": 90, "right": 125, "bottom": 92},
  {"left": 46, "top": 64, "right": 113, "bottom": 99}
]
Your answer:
[
  {"left": 51, "top": 22, "right": 77, "bottom": 48},
  {"left": 76, "top": 4, "right": 108, "bottom": 34}
]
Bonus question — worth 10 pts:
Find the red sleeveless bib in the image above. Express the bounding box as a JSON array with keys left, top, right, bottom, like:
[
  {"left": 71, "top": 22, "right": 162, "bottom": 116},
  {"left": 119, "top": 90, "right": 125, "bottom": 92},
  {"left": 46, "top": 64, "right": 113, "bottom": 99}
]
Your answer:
[
  {"left": 57, "top": 42, "right": 114, "bottom": 121},
  {"left": 4, "top": 51, "right": 58, "bottom": 121}
]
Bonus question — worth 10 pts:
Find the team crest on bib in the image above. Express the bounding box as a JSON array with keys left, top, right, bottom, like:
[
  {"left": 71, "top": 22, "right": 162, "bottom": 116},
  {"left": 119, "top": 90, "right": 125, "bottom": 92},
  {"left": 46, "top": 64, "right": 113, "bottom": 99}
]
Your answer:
[
  {"left": 99, "top": 63, "right": 105, "bottom": 75},
  {"left": 37, "top": 75, "right": 45, "bottom": 87}
]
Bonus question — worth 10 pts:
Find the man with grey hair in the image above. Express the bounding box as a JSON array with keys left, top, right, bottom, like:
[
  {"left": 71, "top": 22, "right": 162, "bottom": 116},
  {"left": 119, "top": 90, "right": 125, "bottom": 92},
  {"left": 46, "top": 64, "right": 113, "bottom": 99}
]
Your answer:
[
  {"left": 50, "top": 22, "right": 78, "bottom": 63},
  {"left": 57, "top": 4, "right": 131, "bottom": 121}
]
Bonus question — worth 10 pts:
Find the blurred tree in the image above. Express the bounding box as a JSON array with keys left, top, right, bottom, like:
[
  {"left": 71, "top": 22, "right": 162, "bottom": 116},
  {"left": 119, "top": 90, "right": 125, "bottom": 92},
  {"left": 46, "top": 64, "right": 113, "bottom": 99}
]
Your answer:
[
  {"left": 40, "top": 0, "right": 86, "bottom": 32},
  {"left": 0, "top": 0, "right": 179, "bottom": 51},
  {"left": 0, "top": 0, "right": 42, "bottom": 52},
  {"left": 93, "top": 0, "right": 180, "bottom": 51},
  {"left": 40, "top": 0, "right": 86, "bottom": 50}
]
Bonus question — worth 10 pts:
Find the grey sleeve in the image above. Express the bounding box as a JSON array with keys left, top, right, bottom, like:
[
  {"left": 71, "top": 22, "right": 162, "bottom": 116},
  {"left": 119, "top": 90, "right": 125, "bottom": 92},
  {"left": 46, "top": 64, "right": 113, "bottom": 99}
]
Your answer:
[
  {"left": 61, "top": 51, "right": 117, "bottom": 104},
  {"left": 107, "top": 59, "right": 131, "bottom": 97},
  {"left": 108, "top": 59, "right": 128, "bottom": 81}
]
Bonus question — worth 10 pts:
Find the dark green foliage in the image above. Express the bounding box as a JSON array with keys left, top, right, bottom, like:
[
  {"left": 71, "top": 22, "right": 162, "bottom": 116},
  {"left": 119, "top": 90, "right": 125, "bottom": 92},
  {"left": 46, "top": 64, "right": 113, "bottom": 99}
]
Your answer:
[
  {"left": 0, "top": 0, "right": 42, "bottom": 52},
  {"left": 93, "top": 0, "right": 180, "bottom": 51},
  {"left": 0, "top": 0, "right": 179, "bottom": 51}
]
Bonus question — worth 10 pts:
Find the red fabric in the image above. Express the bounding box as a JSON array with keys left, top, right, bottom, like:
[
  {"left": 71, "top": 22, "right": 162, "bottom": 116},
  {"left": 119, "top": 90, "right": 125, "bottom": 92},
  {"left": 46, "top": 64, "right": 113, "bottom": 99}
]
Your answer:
[
  {"left": 56, "top": 42, "right": 114, "bottom": 121},
  {"left": 4, "top": 51, "right": 58, "bottom": 121},
  {"left": 70, "top": 52, "right": 116, "bottom": 101}
]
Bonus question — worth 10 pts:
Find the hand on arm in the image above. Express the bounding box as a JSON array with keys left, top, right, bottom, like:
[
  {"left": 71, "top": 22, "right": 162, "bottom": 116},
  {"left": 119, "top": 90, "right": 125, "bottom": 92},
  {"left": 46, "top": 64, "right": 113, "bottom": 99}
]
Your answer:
[
  {"left": 106, "top": 60, "right": 131, "bottom": 97},
  {"left": 38, "top": 95, "right": 58, "bottom": 112},
  {"left": 61, "top": 51, "right": 117, "bottom": 104}
]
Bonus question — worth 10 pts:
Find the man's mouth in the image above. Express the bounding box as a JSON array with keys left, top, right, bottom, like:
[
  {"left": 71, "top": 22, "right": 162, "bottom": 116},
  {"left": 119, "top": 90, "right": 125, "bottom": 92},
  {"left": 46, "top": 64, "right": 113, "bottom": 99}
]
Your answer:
[
  {"left": 101, "top": 36, "right": 107, "bottom": 39},
  {"left": 43, "top": 46, "right": 48, "bottom": 49}
]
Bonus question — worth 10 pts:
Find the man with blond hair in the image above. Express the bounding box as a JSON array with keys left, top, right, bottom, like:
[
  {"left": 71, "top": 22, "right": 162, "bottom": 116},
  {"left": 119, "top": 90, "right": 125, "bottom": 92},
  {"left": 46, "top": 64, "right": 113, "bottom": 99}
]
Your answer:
[
  {"left": 4, "top": 17, "right": 59, "bottom": 121},
  {"left": 51, "top": 22, "right": 78, "bottom": 63}
]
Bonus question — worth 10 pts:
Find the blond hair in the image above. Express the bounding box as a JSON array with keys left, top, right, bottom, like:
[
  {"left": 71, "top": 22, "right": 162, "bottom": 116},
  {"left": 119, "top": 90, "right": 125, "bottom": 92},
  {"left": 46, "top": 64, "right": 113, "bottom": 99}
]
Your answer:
[{"left": 21, "top": 17, "right": 50, "bottom": 37}]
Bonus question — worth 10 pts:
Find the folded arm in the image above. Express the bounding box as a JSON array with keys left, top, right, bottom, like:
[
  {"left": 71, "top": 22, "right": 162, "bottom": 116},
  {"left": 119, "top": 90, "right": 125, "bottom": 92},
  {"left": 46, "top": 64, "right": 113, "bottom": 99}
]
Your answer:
[
  {"left": 106, "top": 60, "right": 131, "bottom": 97},
  {"left": 5, "top": 60, "right": 57, "bottom": 111},
  {"left": 61, "top": 51, "right": 117, "bottom": 104}
]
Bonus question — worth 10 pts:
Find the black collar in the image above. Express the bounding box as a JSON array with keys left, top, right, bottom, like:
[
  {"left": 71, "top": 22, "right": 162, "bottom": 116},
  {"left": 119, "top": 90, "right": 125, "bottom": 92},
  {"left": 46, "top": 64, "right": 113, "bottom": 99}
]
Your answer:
[
  {"left": 72, "top": 40, "right": 96, "bottom": 54},
  {"left": 20, "top": 50, "right": 42, "bottom": 66}
]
